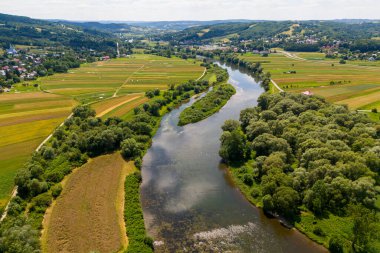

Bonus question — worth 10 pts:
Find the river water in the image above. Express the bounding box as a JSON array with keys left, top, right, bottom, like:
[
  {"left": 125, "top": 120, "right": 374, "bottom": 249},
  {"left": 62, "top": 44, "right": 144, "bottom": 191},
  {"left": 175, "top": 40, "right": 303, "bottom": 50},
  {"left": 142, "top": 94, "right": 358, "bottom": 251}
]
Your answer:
[{"left": 140, "top": 63, "right": 328, "bottom": 253}]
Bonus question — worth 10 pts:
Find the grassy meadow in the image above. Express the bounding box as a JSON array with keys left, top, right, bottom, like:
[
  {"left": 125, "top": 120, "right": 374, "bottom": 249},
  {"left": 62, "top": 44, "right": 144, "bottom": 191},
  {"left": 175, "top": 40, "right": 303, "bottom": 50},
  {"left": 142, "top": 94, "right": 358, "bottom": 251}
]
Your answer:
[
  {"left": 0, "top": 92, "right": 76, "bottom": 208},
  {"left": 240, "top": 52, "right": 380, "bottom": 113}
]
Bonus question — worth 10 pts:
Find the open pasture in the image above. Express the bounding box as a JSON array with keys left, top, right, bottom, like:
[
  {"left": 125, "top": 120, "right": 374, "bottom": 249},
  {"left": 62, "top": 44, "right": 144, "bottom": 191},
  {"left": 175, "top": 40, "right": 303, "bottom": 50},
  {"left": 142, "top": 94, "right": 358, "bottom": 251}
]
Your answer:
[
  {"left": 42, "top": 153, "right": 134, "bottom": 253},
  {"left": 240, "top": 52, "right": 380, "bottom": 110},
  {"left": 0, "top": 92, "right": 75, "bottom": 208},
  {"left": 40, "top": 54, "right": 203, "bottom": 102}
]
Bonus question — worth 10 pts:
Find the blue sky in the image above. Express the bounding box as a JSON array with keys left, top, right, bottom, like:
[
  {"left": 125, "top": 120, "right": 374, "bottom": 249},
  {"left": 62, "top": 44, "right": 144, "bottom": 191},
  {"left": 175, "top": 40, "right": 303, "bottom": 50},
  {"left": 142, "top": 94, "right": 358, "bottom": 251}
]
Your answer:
[{"left": 0, "top": 0, "right": 379, "bottom": 21}]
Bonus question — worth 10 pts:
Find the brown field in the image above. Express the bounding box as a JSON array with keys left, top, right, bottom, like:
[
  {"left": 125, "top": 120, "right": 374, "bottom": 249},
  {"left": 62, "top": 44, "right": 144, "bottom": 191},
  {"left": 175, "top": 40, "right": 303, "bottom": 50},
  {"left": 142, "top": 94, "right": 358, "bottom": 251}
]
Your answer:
[{"left": 42, "top": 153, "right": 135, "bottom": 253}]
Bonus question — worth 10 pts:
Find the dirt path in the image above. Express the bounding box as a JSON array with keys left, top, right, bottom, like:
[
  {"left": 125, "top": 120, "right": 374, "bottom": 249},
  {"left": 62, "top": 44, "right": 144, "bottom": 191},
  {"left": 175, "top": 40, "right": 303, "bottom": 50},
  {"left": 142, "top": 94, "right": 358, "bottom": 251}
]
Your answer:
[
  {"left": 196, "top": 68, "right": 207, "bottom": 81},
  {"left": 97, "top": 95, "right": 142, "bottom": 117},
  {"left": 271, "top": 79, "right": 284, "bottom": 93},
  {"left": 42, "top": 153, "right": 134, "bottom": 253},
  {"left": 113, "top": 64, "right": 146, "bottom": 97}
]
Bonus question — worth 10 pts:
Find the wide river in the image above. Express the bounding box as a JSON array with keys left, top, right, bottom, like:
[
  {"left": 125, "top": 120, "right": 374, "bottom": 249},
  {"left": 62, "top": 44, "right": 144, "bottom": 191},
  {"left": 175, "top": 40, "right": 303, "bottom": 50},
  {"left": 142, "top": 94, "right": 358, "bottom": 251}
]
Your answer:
[{"left": 140, "top": 63, "right": 328, "bottom": 252}]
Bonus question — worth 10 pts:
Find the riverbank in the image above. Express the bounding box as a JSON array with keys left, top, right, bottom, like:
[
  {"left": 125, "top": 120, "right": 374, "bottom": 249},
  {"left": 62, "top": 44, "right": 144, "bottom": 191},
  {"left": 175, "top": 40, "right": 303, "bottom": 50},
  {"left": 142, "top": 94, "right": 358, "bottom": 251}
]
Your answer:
[
  {"left": 141, "top": 62, "right": 328, "bottom": 252},
  {"left": 220, "top": 92, "right": 379, "bottom": 253}
]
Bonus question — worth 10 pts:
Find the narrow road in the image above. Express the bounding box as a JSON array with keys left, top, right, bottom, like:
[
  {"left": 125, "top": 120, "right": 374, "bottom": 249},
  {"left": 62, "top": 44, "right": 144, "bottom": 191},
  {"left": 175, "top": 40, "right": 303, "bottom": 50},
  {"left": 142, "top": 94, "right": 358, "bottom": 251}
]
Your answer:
[
  {"left": 196, "top": 68, "right": 207, "bottom": 81},
  {"left": 271, "top": 79, "right": 284, "bottom": 93},
  {"left": 113, "top": 64, "right": 145, "bottom": 97}
]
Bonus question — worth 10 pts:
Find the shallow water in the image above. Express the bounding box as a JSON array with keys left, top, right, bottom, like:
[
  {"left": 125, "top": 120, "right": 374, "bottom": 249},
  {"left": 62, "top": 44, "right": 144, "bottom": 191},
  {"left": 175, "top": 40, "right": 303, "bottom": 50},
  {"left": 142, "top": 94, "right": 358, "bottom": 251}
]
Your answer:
[{"left": 140, "top": 63, "right": 327, "bottom": 253}]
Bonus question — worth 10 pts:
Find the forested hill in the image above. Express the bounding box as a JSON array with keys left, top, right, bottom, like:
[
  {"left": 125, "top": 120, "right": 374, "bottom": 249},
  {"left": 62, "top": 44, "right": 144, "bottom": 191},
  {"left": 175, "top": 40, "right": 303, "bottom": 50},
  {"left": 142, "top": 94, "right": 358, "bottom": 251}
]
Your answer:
[
  {"left": 54, "top": 20, "right": 132, "bottom": 33},
  {"left": 165, "top": 20, "right": 380, "bottom": 51},
  {"left": 0, "top": 13, "right": 117, "bottom": 52}
]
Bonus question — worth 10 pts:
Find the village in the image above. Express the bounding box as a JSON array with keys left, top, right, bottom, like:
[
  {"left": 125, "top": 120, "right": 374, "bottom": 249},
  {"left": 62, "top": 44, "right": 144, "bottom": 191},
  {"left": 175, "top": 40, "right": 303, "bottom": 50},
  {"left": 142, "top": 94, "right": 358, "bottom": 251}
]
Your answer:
[{"left": 0, "top": 45, "right": 111, "bottom": 93}]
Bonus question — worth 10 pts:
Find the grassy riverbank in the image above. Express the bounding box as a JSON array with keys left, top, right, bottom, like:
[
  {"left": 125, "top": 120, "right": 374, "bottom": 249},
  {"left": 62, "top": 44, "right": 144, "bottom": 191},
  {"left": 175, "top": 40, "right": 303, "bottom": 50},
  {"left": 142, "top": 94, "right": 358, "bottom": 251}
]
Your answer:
[{"left": 178, "top": 65, "right": 235, "bottom": 126}]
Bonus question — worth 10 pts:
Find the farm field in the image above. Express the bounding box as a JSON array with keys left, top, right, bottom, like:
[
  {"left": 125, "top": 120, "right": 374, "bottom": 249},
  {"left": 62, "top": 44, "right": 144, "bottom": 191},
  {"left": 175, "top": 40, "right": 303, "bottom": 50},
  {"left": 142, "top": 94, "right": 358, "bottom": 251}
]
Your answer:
[
  {"left": 92, "top": 93, "right": 145, "bottom": 117},
  {"left": 0, "top": 55, "right": 203, "bottom": 210},
  {"left": 0, "top": 92, "right": 76, "bottom": 209},
  {"left": 42, "top": 153, "right": 135, "bottom": 253},
  {"left": 40, "top": 54, "right": 204, "bottom": 103},
  {"left": 240, "top": 52, "right": 380, "bottom": 111}
]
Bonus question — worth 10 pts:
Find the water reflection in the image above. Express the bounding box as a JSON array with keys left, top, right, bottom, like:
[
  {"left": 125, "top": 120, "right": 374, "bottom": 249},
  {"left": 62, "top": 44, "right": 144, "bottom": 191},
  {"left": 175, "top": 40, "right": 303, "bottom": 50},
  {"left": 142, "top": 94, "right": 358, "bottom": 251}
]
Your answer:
[{"left": 140, "top": 63, "right": 327, "bottom": 253}]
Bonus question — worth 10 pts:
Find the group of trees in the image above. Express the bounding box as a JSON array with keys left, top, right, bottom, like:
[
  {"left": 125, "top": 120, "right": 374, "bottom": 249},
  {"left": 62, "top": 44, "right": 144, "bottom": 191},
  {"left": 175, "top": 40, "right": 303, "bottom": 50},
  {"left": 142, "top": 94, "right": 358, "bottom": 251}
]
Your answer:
[
  {"left": 0, "top": 69, "right": 215, "bottom": 251},
  {"left": 0, "top": 104, "right": 159, "bottom": 251},
  {"left": 220, "top": 93, "right": 379, "bottom": 252},
  {"left": 179, "top": 65, "right": 234, "bottom": 125}
]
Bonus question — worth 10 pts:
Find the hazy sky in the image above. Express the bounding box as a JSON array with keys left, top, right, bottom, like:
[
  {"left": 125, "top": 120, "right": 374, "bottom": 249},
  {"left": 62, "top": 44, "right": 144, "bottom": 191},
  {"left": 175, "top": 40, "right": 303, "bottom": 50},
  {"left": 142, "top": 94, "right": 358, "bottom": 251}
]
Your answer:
[{"left": 0, "top": 0, "right": 379, "bottom": 21}]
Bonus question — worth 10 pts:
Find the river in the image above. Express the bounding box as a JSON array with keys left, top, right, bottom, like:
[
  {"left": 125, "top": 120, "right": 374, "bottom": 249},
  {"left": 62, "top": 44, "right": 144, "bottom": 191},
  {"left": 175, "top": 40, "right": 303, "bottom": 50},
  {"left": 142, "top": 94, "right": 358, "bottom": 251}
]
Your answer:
[{"left": 140, "top": 63, "right": 328, "bottom": 252}]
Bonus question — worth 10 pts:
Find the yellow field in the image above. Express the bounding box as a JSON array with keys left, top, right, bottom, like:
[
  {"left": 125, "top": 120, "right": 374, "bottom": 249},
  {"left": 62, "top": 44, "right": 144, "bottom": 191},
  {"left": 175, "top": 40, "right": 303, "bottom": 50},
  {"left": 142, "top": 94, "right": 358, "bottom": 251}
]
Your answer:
[
  {"left": 0, "top": 92, "right": 76, "bottom": 208},
  {"left": 240, "top": 52, "right": 380, "bottom": 110},
  {"left": 42, "top": 153, "right": 135, "bottom": 253}
]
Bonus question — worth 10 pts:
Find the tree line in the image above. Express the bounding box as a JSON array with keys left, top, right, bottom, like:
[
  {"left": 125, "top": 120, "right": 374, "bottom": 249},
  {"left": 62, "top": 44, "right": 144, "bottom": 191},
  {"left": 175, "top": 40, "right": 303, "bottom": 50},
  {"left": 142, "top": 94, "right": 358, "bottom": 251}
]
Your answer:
[{"left": 219, "top": 92, "right": 379, "bottom": 253}]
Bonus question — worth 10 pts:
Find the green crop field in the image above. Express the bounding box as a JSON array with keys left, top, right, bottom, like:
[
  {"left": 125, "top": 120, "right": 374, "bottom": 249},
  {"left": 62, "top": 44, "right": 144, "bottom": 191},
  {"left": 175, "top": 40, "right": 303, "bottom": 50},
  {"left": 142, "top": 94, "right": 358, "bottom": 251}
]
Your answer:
[
  {"left": 40, "top": 54, "right": 203, "bottom": 103},
  {"left": 0, "top": 54, "right": 204, "bottom": 210},
  {"left": 240, "top": 52, "right": 380, "bottom": 112},
  {"left": 0, "top": 93, "right": 76, "bottom": 208}
]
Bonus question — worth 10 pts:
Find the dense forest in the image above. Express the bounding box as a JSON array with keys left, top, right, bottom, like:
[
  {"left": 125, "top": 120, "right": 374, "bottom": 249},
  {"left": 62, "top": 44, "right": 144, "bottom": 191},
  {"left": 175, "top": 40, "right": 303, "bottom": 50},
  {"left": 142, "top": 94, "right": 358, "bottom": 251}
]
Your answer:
[
  {"left": 219, "top": 93, "right": 380, "bottom": 252},
  {"left": 0, "top": 13, "right": 118, "bottom": 54}
]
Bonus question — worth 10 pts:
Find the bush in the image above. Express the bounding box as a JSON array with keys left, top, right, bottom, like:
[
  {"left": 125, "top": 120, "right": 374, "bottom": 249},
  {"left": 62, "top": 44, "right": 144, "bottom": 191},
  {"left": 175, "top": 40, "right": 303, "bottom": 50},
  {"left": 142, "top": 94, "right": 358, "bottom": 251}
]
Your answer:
[
  {"left": 124, "top": 172, "right": 153, "bottom": 253},
  {"left": 121, "top": 138, "right": 141, "bottom": 159},
  {"left": 243, "top": 174, "right": 254, "bottom": 186},
  {"left": 329, "top": 236, "right": 345, "bottom": 253},
  {"left": 250, "top": 188, "right": 261, "bottom": 198},
  {"left": 72, "top": 105, "right": 95, "bottom": 119},
  {"left": 51, "top": 184, "right": 63, "bottom": 199},
  {"left": 313, "top": 227, "right": 326, "bottom": 237}
]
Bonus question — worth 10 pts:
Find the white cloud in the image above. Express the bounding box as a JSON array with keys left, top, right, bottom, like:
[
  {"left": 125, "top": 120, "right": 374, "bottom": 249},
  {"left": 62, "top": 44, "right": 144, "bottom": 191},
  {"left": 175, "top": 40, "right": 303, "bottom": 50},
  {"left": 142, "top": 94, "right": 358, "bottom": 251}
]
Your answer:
[{"left": 0, "top": 0, "right": 379, "bottom": 21}]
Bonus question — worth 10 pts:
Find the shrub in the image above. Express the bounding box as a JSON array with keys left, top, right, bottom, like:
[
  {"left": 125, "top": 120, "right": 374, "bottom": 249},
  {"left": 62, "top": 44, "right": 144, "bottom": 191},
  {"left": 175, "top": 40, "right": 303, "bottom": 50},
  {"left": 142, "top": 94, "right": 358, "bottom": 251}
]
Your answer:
[
  {"left": 121, "top": 138, "right": 141, "bottom": 159},
  {"left": 329, "top": 236, "right": 345, "bottom": 253},
  {"left": 51, "top": 184, "right": 63, "bottom": 199},
  {"left": 250, "top": 188, "right": 261, "bottom": 198},
  {"left": 313, "top": 227, "right": 326, "bottom": 237}
]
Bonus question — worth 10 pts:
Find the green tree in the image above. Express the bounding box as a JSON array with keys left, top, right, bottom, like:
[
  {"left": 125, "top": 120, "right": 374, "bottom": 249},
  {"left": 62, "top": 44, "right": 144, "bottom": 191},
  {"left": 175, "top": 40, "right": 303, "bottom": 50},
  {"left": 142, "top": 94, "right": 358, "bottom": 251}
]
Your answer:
[
  {"left": 350, "top": 204, "right": 378, "bottom": 253},
  {"left": 121, "top": 138, "right": 141, "bottom": 159},
  {"left": 219, "top": 129, "right": 247, "bottom": 163},
  {"left": 272, "top": 186, "right": 300, "bottom": 219}
]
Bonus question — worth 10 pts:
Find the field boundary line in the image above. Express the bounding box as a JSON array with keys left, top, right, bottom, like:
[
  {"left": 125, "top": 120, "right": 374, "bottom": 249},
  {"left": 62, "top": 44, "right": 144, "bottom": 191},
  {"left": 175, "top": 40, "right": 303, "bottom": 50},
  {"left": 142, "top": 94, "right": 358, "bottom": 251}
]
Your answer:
[
  {"left": 271, "top": 79, "right": 284, "bottom": 93},
  {"left": 196, "top": 68, "right": 207, "bottom": 81},
  {"left": 113, "top": 64, "right": 146, "bottom": 97},
  {"left": 97, "top": 95, "right": 143, "bottom": 117}
]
